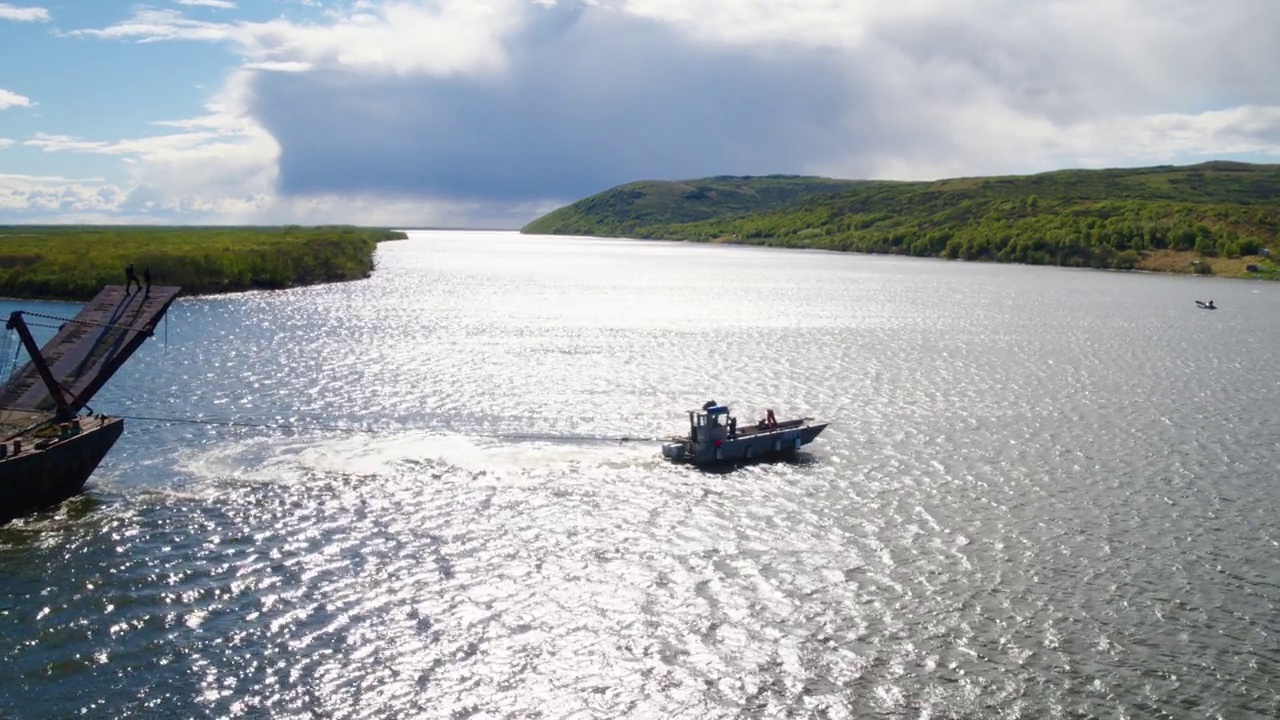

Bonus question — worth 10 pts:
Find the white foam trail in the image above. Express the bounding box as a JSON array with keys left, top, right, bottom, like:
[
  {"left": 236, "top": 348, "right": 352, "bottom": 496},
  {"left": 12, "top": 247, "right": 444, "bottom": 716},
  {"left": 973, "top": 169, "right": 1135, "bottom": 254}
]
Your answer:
[{"left": 170, "top": 430, "right": 661, "bottom": 485}]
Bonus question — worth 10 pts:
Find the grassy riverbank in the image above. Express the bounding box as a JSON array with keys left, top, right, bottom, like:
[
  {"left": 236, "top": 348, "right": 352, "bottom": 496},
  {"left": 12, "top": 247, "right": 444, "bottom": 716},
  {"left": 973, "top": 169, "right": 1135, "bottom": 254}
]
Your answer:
[
  {"left": 522, "top": 162, "right": 1280, "bottom": 279},
  {"left": 0, "top": 225, "right": 408, "bottom": 300}
]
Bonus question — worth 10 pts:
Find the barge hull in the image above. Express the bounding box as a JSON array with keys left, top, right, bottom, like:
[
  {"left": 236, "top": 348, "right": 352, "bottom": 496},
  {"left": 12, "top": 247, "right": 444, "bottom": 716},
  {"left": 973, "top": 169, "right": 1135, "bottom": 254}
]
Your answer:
[{"left": 0, "top": 417, "right": 124, "bottom": 524}]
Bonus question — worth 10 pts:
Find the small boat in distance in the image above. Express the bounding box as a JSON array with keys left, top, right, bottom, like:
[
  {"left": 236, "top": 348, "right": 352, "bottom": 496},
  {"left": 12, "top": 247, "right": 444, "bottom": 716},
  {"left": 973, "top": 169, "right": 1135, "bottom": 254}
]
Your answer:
[
  {"left": 0, "top": 284, "right": 180, "bottom": 524},
  {"left": 662, "top": 401, "right": 827, "bottom": 465},
  {"left": 1195, "top": 300, "right": 1217, "bottom": 310}
]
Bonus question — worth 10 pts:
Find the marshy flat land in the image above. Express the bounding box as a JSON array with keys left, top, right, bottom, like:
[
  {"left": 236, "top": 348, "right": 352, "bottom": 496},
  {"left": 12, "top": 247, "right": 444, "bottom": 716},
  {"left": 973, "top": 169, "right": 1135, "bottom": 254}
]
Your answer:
[{"left": 0, "top": 225, "right": 407, "bottom": 300}]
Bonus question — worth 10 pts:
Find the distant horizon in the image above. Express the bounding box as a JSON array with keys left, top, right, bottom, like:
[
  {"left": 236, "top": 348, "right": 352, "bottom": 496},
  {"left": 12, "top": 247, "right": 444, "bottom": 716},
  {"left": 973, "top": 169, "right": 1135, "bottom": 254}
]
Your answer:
[
  {"left": 0, "top": 223, "right": 525, "bottom": 231},
  {"left": 3, "top": 155, "right": 1278, "bottom": 229}
]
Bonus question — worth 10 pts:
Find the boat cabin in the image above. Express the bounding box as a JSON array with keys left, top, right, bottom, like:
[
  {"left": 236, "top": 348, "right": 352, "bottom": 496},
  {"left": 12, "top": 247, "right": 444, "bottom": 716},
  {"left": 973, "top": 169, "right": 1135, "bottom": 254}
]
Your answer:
[{"left": 688, "top": 404, "right": 733, "bottom": 445}]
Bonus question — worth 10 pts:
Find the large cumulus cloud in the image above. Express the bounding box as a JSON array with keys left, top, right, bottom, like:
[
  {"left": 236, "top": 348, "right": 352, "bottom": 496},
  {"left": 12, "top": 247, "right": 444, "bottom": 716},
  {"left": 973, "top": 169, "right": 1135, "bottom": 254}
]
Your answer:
[{"left": 251, "top": 7, "right": 859, "bottom": 200}]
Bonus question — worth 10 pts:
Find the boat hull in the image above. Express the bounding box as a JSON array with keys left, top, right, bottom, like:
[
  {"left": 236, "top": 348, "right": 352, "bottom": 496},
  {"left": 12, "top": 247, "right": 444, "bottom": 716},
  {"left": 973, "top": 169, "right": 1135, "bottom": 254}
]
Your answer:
[
  {"left": 664, "top": 422, "right": 828, "bottom": 465},
  {"left": 0, "top": 417, "right": 123, "bottom": 524}
]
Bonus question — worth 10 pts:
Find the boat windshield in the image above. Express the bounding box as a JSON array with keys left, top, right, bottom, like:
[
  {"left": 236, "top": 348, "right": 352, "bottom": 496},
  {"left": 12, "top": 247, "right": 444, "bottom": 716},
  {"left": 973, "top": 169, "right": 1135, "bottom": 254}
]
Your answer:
[{"left": 690, "top": 411, "right": 723, "bottom": 427}]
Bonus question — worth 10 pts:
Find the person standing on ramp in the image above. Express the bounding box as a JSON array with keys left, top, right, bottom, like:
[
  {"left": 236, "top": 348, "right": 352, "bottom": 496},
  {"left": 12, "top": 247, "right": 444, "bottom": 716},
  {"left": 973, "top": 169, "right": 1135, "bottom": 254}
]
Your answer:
[{"left": 124, "top": 263, "right": 142, "bottom": 293}]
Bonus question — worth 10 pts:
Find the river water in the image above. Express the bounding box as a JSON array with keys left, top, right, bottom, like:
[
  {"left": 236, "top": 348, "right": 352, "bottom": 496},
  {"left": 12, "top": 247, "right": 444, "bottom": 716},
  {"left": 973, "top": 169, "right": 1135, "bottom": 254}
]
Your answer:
[{"left": 1, "top": 231, "right": 1277, "bottom": 718}]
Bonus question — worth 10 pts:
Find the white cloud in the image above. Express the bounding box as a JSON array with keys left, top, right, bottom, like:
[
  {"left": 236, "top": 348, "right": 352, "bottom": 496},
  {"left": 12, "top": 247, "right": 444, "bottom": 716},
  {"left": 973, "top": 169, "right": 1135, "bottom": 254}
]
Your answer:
[
  {"left": 4, "top": 70, "right": 540, "bottom": 225},
  {"left": 177, "top": 0, "right": 237, "bottom": 8},
  {"left": 0, "top": 88, "right": 33, "bottom": 110},
  {"left": 811, "top": 104, "right": 1280, "bottom": 183},
  {"left": 68, "top": 9, "right": 231, "bottom": 43},
  {"left": 0, "top": 171, "right": 546, "bottom": 225},
  {"left": 18, "top": 70, "right": 280, "bottom": 216},
  {"left": 1061, "top": 106, "right": 1280, "bottom": 162},
  {"left": 0, "top": 174, "right": 126, "bottom": 219},
  {"left": 0, "top": 3, "right": 49, "bottom": 22},
  {"left": 621, "top": 0, "right": 871, "bottom": 48},
  {"left": 0, "top": 138, "right": 14, "bottom": 149},
  {"left": 241, "top": 60, "right": 314, "bottom": 72},
  {"left": 71, "top": 0, "right": 524, "bottom": 77}
]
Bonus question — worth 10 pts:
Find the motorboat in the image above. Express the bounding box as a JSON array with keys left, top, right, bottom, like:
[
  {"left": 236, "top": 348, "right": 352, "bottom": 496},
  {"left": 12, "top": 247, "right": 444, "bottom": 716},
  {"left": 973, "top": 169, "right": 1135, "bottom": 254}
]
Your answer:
[{"left": 661, "top": 401, "right": 827, "bottom": 465}]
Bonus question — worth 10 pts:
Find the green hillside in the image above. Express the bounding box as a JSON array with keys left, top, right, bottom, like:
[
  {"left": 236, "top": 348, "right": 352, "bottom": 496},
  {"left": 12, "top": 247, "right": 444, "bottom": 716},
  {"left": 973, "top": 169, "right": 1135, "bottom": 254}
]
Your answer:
[
  {"left": 521, "top": 162, "right": 1280, "bottom": 277},
  {"left": 523, "top": 175, "right": 866, "bottom": 236}
]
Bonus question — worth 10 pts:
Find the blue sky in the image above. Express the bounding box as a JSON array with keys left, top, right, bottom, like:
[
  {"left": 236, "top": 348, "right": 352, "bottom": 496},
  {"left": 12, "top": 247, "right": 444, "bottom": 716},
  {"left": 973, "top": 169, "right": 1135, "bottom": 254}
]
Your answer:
[{"left": 1, "top": 0, "right": 1278, "bottom": 226}]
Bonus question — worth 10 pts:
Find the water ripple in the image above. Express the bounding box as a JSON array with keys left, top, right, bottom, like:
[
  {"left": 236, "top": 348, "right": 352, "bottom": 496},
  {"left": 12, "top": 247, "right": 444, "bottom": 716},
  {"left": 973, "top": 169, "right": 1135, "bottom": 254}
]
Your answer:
[{"left": 2, "top": 233, "right": 1278, "bottom": 718}]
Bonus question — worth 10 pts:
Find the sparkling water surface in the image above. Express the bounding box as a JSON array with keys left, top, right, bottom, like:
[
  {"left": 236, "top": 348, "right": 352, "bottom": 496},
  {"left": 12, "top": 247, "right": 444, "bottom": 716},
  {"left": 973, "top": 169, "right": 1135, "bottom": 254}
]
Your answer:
[{"left": 1, "top": 231, "right": 1278, "bottom": 718}]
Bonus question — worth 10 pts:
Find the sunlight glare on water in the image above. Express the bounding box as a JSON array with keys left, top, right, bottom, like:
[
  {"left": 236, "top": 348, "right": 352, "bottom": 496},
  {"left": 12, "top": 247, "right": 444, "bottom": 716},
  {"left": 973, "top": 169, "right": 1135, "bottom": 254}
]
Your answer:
[{"left": 2, "top": 231, "right": 1278, "bottom": 718}]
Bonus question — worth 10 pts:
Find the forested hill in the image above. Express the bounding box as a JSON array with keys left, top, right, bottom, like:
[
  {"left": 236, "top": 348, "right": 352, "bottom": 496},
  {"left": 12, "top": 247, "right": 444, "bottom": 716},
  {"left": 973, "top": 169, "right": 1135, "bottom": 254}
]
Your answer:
[
  {"left": 521, "top": 162, "right": 1280, "bottom": 276},
  {"left": 523, "top": 175, "right": 866, "bottom": 235}
]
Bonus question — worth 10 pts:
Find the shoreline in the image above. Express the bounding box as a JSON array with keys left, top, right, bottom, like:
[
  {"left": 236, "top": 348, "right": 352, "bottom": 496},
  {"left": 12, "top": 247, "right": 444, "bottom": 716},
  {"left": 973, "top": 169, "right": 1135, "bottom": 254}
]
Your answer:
[
  {"left": 0, "top": 272, "right": 377, "bottom": 304},
  {"left": 606, "top": 233, "right": 1279, "bottom": 282}
]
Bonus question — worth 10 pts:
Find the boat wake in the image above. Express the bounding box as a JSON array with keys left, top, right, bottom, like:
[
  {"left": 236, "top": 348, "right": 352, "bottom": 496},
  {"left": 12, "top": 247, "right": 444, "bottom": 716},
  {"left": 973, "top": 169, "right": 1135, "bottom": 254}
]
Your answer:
[{"left": 155, "top": 430, "right": 662, "bottom": 490}]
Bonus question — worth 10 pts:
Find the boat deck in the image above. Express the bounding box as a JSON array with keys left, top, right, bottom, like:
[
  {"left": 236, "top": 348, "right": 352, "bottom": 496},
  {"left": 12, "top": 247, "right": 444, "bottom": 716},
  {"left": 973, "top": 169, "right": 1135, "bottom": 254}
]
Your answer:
[
  {"left": 728, "top": 417, "right": 808, "bottom": 438},
  {"left": 0, "top": 285, "right": 180, "bottom": 415}
]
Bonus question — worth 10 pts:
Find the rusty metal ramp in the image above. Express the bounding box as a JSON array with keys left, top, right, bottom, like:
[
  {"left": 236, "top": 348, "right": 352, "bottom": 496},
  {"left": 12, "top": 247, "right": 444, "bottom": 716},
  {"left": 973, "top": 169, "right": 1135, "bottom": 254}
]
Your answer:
[{"left": 0, "top": 285, "right": 181, "bottom": 415}]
